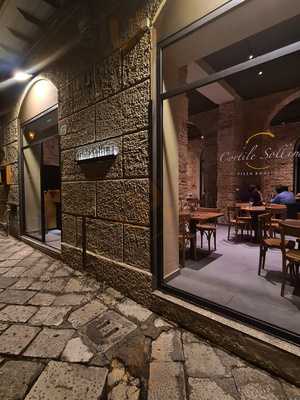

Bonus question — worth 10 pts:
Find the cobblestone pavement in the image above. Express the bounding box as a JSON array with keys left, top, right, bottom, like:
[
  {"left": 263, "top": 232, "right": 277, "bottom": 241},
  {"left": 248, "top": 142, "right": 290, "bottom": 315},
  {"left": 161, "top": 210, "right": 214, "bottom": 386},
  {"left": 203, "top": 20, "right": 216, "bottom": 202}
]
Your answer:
[{"left": 0, "top": 235, "right": 299, "bottom": 400}]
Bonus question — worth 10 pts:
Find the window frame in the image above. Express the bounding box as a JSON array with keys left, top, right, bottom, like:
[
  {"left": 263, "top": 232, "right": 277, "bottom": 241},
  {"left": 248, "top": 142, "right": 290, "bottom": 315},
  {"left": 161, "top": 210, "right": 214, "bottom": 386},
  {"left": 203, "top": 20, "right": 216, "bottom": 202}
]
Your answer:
[{"left": 153, "top": 0, "right": 300, "bottom": 345}]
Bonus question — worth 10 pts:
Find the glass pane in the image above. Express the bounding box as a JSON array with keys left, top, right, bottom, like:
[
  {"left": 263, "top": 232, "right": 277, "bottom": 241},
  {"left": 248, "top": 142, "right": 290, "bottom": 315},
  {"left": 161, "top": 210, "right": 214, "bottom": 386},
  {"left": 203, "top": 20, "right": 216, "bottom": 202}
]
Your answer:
[
  {"left": 23, "top": 108, "right": 58, "bottom": 146},
  {"left": 162, "top": 50, "right": 300, "bottom": 337},
  {"left": 162, "top": 0, "right": 300, "bottom": 93},
  {"left": 23, "top": 144, "right": 43, "bottom": 240}
]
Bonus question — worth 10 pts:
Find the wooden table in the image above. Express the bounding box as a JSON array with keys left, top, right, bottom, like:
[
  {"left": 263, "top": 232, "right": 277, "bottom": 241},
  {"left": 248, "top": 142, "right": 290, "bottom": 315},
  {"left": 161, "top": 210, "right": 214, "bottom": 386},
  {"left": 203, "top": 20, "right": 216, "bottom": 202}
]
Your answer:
[
  {"left": 189, "top": 211, "right": 224, "bottom": 256},
  {"left": 282, "top": 219, "right": 300, "bottom": 228},
  {"left": 238, "top": 204, "right": 287, "bottom": 242}
]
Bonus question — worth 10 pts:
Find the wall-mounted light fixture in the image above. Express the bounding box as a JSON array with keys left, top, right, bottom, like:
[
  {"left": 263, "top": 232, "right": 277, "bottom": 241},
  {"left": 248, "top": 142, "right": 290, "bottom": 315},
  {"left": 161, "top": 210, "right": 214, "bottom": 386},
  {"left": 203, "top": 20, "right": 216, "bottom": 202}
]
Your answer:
[{"left": 13, "top": 70, "right": 33, "bottom": 82}]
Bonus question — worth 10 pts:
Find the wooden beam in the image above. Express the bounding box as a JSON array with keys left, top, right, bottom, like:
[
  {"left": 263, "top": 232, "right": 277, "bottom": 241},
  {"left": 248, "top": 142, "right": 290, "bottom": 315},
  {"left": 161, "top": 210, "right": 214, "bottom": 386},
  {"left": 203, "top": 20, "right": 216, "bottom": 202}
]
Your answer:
[
  {"left": 41, "top": 0, "right": 60, "bottom": 8},
  {"left": 0, "top": 43, "right": 20, "bottom": 55},
  {"left": 17, "top": 7, "right": 44, "bottom": 27},
  {"left": 7, "top": 27, "right": 32, "bottom": 44}
]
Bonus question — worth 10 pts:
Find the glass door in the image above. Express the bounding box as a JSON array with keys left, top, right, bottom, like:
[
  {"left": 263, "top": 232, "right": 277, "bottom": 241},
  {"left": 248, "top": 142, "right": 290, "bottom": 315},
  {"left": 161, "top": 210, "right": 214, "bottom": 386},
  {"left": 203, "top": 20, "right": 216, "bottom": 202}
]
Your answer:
[{"left": 22, "top": 142, "right": 45, "bottom": 241}]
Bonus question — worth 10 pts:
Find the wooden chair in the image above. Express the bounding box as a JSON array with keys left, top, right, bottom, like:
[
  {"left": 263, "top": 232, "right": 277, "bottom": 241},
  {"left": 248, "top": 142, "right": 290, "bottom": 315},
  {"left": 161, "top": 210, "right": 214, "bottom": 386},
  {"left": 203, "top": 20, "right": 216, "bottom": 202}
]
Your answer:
[
  {"left": 267, "top": 206, "right": 287, "bottom": 237},
  {"left": 186, "top": 198, "right": 201, "bottom": 211},
  {"left": 178, "top": 213, "right": 196, "bottom": 267},
  {"left": 196, "top": 207, "right": 220, "bottom": 252},
  {"left": 280, "top": 221, "right": 300, "bottom": 296},
  {"left": 258, "top": 214, "right": 294, "bottom": 277},
  {"left": 227, "top": 206, "right": 252, "bottom": 241}
]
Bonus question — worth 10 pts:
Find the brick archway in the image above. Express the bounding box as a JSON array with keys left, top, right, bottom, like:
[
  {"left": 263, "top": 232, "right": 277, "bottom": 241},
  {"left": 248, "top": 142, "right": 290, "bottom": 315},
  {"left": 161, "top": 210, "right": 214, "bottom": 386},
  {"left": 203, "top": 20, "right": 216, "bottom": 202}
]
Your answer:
[{"left": 264, "top": 89, "right": 300, "bottom": 129}]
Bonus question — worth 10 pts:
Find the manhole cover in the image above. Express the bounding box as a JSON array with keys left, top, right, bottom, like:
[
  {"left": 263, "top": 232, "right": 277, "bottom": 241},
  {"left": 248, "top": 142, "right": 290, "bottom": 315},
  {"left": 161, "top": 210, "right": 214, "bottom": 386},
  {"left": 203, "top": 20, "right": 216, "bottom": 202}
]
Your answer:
[{"left": 84, "top": 310, "right": 137, "bottom": 352}]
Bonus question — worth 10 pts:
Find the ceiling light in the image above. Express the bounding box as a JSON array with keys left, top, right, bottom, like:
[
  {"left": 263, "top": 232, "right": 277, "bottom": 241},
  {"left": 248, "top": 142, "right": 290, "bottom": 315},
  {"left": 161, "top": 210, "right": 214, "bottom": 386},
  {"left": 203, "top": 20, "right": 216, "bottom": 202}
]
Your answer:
[
  {"left": 258, "top": 71, "right": 263, "bottom": 76},
  {"left": 248, "top": 54, "right": 254, "bottom": 60},
  {"left": 200, "top": 135, "right": 205, "bottom": 140},
  {"left": 13, "top": 70, "right": 32, "bottom": 81}
]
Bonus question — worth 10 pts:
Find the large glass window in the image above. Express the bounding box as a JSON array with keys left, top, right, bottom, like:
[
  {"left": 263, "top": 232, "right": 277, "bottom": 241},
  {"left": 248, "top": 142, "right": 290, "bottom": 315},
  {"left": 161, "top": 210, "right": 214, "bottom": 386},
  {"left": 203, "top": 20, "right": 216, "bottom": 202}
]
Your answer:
[{"left": 158, "top": 0, "right": 300, "bottom": 343}]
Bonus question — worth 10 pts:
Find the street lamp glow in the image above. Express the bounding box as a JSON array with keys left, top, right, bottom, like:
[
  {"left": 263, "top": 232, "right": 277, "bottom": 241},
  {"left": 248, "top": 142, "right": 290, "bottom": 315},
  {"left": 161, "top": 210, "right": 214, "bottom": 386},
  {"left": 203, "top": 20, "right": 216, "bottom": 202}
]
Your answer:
[{"left": 13, "top": 71, "right": 33, "bottom": 81}]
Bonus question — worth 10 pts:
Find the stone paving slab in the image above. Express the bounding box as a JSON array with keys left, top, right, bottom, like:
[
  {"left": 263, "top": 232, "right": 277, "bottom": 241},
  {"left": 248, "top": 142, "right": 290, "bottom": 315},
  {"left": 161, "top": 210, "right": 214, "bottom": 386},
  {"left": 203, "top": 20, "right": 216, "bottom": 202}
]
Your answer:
[
  {"left": 0, "top": 305, "right": 38, "bottom": 323},
  {"left": 148, "top": 361, "right": 187, "bottom": 400},
  {"left": 23, "top": 328, "right": 74, "bottom": 358},
  {"left": 10, "top": 278, "right": 34, "bottom": 289},
  {"left": 0, "top": 322, "right": 8, "bottom": 332},
  {"left": 3, "top": 266, "right": 29, "bottom": 277},
  {"left": 61, "top": 337, "right": 94, "bottom": 363},
  {"left": 0, "top": 325, "right": 40, "bottom": 355},
  {"left": 0, "top": 236, "right": 299, "bottom": 400},
  {"left": 0, "top": 276, "right": 17, "bottom": 289},
  {"left": 24, "top": 361, "right": 108, "bottom": 400},
  {"left": 53, "top": 293, "right": 91, "bottom": 306},
  {"left": 29, "top": 306, "right": 72, "bottom": 326},
  {"left": 0, "top": 360, "right": 44, "bottom": 400},
  {"left": 232, "top": 367, "right": 287, "bottom": 400},
  {"left": 28, "top": 293, "right": 56, "bottom": 306},
  {"left": 116, "top": 298, "right": 153, "bottom": 323},
  {"left": 189, "top": 377, "right": 239, "bottom": 400},
  {"left": 0, "top": 289, "right": 36, "bottom": 304}
]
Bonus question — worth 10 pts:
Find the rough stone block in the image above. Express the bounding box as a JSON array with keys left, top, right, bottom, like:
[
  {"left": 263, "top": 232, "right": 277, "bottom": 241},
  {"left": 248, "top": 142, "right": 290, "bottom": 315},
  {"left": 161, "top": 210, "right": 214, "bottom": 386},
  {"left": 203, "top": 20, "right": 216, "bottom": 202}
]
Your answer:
[
  {"left": 2, "top": 119, "right": 18, "bottom": 145},
  {"left": 86, "top": 218, "right": 123, "bottom": 261},
  {"left": 96, "top": 180, "right": 124, "bottom": 221},
  {"left": 61, "top": 243, "right": 83, "bottom": 270},
  {"left": 59, "top": 105, "right": 95, "bottom": 150},
  {"left": 0, "top": 142, "right": 18, "bottom": 166},
  {"left": 95, "top": 51, "right": 122, "bottom": 100},
  {"left": 25, "top": 361, "right": 107, "bottom": 400},
  {"left": 62, "top": 214, "right": 77, "bottom": 245},
  {"left": 95, "top": 80, "right": 150, "bottom": 140},
  {"left": 24, "top": 328, "right": 74, "bottom": 358},
  {"left": 62, "top": 137, "right": 122, "bottom": 181},
  {"left": 123, "top": 31, "right": 151, "bottom": 88},
  {"left": 0, "top": 360, "right": 43, "bottom": 400},
  {"left": 7, "top": 184, "right": 19, "bottom": 205},
  {"left": 124, "top": 225, "right": 150, "bottom": 270},
  {"left": 62, "top": 182, "right": 96, "bottom": 216},
  {"left": 123, "top": 131, "right": 149, "bottom": 178},
  {"left": 124, "top": 179, "right": 150, "bottom": 225},
  {"left": 59, "top": 68, "right": 95, "bottom": 119}
]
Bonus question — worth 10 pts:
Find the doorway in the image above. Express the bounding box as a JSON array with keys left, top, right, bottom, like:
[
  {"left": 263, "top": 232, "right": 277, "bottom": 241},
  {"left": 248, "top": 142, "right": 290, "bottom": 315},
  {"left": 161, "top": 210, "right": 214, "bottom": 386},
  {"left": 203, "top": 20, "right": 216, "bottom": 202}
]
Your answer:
[{"left": 21, "top": 107, "right": 61, "bottom": 250}]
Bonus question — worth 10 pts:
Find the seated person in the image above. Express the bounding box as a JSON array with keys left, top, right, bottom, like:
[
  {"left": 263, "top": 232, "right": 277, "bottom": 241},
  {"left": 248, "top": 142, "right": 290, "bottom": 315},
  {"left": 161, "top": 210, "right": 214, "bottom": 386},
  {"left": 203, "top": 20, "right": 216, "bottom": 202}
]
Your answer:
[
  {"left": 248, "top": 184, "right": 263, "bottom": 206},
  {"left": 271, "top": 185, "right": 296, "bottom": 205}
]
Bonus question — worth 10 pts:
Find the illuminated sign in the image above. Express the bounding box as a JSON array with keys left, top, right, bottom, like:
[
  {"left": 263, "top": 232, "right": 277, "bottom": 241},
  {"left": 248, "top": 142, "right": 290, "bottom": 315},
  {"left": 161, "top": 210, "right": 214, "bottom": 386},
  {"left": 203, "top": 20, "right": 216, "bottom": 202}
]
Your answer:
[
  {"left": 219, "top": 131, "right": 300, "bottom": 174},
  {"left": 76, "top": 143, "right": 119, "bottom": 162}
]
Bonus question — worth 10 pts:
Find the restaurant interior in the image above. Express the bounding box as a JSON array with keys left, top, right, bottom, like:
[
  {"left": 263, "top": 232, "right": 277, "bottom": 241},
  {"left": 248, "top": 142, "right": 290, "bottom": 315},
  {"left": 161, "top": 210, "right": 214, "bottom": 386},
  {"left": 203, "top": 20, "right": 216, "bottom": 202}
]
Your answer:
[{"left": 162, "top": 0, "right": 300, "bottom": 338}]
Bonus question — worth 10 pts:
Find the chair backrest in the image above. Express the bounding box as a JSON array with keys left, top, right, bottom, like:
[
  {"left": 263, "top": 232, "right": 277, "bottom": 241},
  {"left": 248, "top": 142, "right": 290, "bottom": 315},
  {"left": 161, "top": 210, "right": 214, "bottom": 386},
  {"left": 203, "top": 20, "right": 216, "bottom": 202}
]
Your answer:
[
  {"left": 258, "top": 213, "right": 272, "bottom": 242},
  {"left": 280, "top": 221, "right": 300, "bottom": 238},
  {"left": 269, "top": 207, "right": 287, "bottom": 219},
  {"left": 227, "top": 206, "right": 238, "bottom": 221}
]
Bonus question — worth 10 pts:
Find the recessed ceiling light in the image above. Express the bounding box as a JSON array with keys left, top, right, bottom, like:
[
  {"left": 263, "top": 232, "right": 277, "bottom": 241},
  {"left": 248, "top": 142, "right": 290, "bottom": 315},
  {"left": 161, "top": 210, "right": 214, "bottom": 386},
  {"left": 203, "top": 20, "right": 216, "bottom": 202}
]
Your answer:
[
  {"left": 13, "top": 70, "right": 32, "bottom": 81},
  {"left": 200, "top": 135, "right": 205, "bottom": 140},
  {"left": 258, "top": 71, "right": 263, "bottom": 76},
  {"left": 248, "top": 54, "right": 254, "bottom": 60}
]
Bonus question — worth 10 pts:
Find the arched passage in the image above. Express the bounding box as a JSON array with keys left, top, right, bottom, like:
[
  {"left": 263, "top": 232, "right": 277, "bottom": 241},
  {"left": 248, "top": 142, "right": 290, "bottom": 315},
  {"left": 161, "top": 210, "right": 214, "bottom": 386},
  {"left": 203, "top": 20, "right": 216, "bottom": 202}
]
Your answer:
[{"left": 19, "top": 78, "right": 61, "bottom": 251}]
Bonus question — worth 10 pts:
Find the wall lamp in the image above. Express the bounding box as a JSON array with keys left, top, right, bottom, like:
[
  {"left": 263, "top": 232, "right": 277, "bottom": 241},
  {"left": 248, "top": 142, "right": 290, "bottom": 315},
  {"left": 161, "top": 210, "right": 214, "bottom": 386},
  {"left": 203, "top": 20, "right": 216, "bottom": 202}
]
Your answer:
[{"left": 13, "top": 70, "right": 33, "bottom": 82}]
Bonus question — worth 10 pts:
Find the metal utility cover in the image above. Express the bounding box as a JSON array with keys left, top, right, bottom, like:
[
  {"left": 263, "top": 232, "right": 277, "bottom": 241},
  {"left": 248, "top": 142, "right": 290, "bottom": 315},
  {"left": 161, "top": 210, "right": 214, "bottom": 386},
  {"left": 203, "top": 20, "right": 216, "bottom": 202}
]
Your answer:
[{"left": 85, "top": 310, "right": 137, "bottom": 352}]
